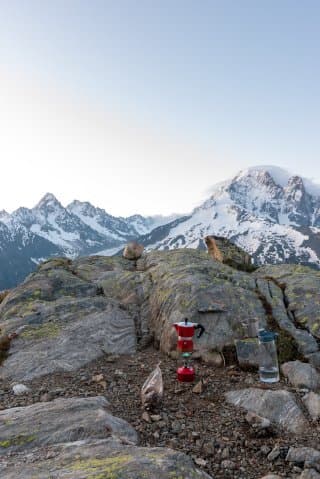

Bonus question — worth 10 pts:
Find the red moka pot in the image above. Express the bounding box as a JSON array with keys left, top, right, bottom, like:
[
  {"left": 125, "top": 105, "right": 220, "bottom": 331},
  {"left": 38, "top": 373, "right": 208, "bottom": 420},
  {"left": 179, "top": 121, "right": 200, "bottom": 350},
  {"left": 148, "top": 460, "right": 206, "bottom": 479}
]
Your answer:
[{"left": 174, "top": 319, "right": 205, "bottom": 353}]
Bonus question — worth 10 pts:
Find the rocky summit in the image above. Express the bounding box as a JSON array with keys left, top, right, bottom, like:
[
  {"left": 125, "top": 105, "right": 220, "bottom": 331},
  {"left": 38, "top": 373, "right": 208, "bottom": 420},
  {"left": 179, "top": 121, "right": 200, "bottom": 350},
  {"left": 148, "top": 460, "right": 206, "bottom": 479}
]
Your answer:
[{"left": 1, "top": 248, "right": 320, "bottom": 478}]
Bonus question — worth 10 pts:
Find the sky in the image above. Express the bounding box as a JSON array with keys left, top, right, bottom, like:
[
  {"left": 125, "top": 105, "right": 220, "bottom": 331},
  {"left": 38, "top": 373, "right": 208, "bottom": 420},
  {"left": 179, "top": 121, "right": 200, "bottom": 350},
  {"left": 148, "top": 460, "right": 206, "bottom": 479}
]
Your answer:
[{"left": 0, "top": 1, "right": 320, "bottom": 216}]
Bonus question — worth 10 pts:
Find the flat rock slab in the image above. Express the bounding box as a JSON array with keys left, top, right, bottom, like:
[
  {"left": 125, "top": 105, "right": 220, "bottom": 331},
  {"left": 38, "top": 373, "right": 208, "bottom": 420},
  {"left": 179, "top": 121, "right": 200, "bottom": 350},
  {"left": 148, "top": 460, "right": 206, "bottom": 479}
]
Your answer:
[
  {"left": 225, "top": 388, "right": 308, "bottom": 434},
  {"left": 0, "top": 256, "right": 139, "bottom": 382},
  {"left": 281, "top": 361, "right": 320, "bottom": 391},
  {"left": 0, "top": 438, "right": 213, "bottom": 479},
  {"left": 0, "top": 297, "right": 136, "bottom": 382},
  {"left": 0, "top": 396, "right": 137, "bottom": 455}
]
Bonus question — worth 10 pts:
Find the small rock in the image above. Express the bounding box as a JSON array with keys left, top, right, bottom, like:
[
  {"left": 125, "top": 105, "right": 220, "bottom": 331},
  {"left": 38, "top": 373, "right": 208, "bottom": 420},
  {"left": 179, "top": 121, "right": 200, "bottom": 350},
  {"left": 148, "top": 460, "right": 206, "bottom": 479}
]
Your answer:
[
  {"left": 203, "top": 443, "right": 215, "bottom": 457},
  {"left": 246, "top": 411, "right": 271, "bottom": 430},
  {"left": 194, "top": 457, "right": 207, "bottom": 467},
  {"left": 51, "top": 388, "right": 65, "bottom": 396},
  {"left": 105, "top": 355, "right": 119, "bottom": 363},
  {"left": 45, "top": 451, "right": 57, "bottom": 460},
  {"left": 261, "top": 445, "right": 272, "bottom": 456},
  {"left": 221, "top": 447, "right": 230, "bottom": 459},
  {"left": 174, "top": 387, "right": 184, "bottom": 395},
  {"left": 268, "top": 446, "right": 281, "bottom": 462},
  {"left": 293, "top": 466, "right": 304, "bottom": 473},
  {"left": 153, "top": 431, "right": 160, "bottom": 439},
  {"left": 150, "top": 414, "right": 162, "bottom": 422},
  {"left": 244, "top": 376, "right": 255, "bottom": 385},
  {"left": 12, "top": 384, "right": 30, "bottom": 395},
  {"left": 156, "top": 420, "right": 166, "bottom": 428},
  {"left": 303, "top": 392, "right": 320, "bottom": 421},
  {"left": 175, "top": 411, "right": 185, "bottom": 419},
  {"left": 92, "top": 373, "right": 104, "bottom": 383},
  {"left": 281, "top": 361, "right": 320, "bottom": 391},
  {"left": 40, "top": 392, "right": 52, "bottom": 402},
  {"left": 201, "top": 350, "right": 224, "bottom": 367},
  {"left": 142, "top": 411, "right": 151, "bottom": 423},
  {"left": 168, "top": 438, "right": 179, "bottom": 448},
  {"left": 171, "top": 420, "right": 182, "bottom": 433},
  {"left": 221, "top": 459, "right": 236, "bottom": 469},
  {"left": 192, "top": 380, "right": 203, "bottom": 394},
  {"left": 169, "top": 350, "right": 180, "bottom": 360}
]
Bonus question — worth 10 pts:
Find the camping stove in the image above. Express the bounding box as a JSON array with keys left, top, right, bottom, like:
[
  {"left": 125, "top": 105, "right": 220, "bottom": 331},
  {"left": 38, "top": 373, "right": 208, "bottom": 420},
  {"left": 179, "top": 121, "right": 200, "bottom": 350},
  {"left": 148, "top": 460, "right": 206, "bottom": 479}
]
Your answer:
[{"left": 173, "top": 318, "right": 205, "bottom": 382}]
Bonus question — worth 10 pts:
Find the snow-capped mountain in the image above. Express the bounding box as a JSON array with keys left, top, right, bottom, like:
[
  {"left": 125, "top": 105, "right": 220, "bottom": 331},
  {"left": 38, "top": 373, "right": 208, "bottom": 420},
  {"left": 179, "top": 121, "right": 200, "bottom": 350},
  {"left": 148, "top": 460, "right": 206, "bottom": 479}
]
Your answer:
[
  {"left": 141, "top": 166, "right": 320, "bottom": 267},
  {"left": 1, "top": 165, "right": 320, "bottom": 290}
]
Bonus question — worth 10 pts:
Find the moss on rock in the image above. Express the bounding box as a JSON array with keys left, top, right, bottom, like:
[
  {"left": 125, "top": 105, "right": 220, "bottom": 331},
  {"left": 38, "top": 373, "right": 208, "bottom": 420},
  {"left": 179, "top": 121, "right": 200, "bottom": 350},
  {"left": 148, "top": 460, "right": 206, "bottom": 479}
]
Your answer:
[
  {"left": 70, "top": 454, "right": 134, "bottom": 479},
  {"left": 0, "top": 434, "right": 36, "bottom": 449},
  {"left": 20, "top": 322, "right": 60, "bottom": 340}
]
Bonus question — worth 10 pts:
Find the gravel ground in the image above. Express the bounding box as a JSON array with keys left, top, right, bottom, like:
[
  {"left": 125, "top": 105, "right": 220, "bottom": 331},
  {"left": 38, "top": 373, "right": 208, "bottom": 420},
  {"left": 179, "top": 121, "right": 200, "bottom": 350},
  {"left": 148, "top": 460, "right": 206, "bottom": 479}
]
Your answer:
[{"left": 1, "top": 348, "right": 320, "bottom": 478}]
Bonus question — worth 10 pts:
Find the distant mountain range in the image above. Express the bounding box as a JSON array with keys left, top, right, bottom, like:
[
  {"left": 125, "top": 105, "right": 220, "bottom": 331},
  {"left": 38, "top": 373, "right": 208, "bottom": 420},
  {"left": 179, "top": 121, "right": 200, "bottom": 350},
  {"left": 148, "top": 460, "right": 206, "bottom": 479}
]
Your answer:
[{"left": 1, "top": 165, "right": 320, "bottom": 290}]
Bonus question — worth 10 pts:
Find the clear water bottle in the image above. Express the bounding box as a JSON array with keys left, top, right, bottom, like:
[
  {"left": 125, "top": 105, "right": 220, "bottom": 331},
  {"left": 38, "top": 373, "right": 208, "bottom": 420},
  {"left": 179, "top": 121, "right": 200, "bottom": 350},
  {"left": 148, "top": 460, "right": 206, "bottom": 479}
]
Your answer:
[{"left": 258, "top": 330, "right": 280, "bottom": 383}]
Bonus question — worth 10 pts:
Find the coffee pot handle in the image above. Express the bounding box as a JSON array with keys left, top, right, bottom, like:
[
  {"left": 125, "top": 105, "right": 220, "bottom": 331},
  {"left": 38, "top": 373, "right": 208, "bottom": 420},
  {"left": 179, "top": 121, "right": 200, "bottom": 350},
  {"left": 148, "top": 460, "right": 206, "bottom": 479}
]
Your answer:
[{"left": 195, "top": 323, "right": 205, "bottom": 338}]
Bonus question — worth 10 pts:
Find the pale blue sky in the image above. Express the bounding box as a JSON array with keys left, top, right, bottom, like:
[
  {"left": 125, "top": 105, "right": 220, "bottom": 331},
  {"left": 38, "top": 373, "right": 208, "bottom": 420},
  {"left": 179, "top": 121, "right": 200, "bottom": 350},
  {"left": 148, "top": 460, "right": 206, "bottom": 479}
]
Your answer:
[{"left": 0, "top": 1, "right": 320, "bottom": 215}]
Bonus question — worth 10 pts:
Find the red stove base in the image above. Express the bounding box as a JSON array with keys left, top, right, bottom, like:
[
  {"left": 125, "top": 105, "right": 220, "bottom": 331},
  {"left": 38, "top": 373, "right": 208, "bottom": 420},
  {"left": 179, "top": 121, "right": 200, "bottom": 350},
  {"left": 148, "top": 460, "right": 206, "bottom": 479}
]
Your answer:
[{"left": 177, "top": 365, "right": 195, "bottom": 382}]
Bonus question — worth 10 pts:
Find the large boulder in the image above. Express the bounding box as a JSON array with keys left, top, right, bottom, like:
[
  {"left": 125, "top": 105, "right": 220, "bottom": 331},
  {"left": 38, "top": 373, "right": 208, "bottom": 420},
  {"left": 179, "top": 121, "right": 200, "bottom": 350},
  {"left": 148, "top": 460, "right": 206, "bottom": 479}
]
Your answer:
[
  {"left": 204, "top": 235, "right": 253, "bottom": 270},
  {"left": 0, "top": 296, "right": 136, "bottom": 382},
  {"left": 123, "top": 241, "right": 144, "bottom": 260},
  {"left": 225, "top": 388, "right": 308, "bottom": 434},
  {"left": 299, "top": 470, "right": 320, "bottom": 478},
  {"left": 286, "top": 447, "right": 320, "bottom": 469},
  {"left": 140, "top": 249, "right": 266, "bottom": 354},
  {"left": 0, "top": 257, "right": 139, "bottom": 381},
  {"left": 0, "top": 396, "right": 137, "bottom": 455},
  {"left": 0, "top": 439, "right": 213, "bottom": 479}
]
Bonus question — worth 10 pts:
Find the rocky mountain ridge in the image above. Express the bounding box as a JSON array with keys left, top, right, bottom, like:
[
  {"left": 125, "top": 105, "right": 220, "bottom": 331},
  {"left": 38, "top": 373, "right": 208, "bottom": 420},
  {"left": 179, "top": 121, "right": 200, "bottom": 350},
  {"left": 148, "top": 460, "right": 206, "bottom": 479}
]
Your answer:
[{"left": 1, "top": 166, "right": 320, "bottom": 290}]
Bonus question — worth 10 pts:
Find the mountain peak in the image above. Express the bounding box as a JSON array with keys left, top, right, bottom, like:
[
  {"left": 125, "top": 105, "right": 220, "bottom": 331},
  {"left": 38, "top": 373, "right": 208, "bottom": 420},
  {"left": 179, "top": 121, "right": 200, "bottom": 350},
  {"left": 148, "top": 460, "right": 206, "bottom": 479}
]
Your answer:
[
  {"left": 0, "top": 209, "right": 9, "bottom": 219},
  {"left": 236, "top": 167, "right": 278, "bottom": 187},
  {"left": 34, "top": 193, "right": 62, "bottom": 211},
  {"left": 287, "top": 175, "right": 305, "bottom": 189},
  {"left": 235, "top": 166, "right": 320, "bottom": 198},
  {"left": 67, "top": 200, "right": 103, "bottom": 219}
]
